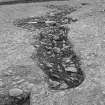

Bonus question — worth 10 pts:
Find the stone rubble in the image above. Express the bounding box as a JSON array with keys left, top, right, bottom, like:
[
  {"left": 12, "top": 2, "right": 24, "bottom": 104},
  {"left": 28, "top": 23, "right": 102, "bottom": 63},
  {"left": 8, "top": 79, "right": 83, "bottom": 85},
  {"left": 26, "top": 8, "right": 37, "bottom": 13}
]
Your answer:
[{"left": 9, "top": 88, "right": 23, "bottom": 96}]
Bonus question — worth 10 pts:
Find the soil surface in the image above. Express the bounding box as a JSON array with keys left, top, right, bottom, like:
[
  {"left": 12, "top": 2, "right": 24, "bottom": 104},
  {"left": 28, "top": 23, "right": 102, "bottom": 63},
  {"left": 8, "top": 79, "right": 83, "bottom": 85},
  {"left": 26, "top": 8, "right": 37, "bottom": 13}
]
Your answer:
[{"left": 0, "top": 0, "right": 105, "bottom": 105}]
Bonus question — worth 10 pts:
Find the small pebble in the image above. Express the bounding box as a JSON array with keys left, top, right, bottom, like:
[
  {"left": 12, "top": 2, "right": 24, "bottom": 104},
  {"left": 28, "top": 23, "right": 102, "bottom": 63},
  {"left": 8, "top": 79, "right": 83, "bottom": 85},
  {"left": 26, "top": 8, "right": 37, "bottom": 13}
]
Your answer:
[
  {"left": 27, "top": 83, "right": 34, "bottom": 90},
  {"left": 9, "top": 88, "right": 23, "bottom": 96},
  {"left": 0, "top": 80, "right": 3, "bottom": 87}
]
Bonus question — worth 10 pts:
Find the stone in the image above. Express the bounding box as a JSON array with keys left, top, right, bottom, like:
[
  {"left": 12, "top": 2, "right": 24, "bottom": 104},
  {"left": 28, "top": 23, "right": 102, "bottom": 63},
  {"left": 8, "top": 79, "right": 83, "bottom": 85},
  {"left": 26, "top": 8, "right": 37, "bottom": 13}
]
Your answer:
[
  {"left": 9, "top": 88, "right": 23, "bottom": 96},
  {"left": 0, "top": 80, "right": 3, "bottom": 87}
]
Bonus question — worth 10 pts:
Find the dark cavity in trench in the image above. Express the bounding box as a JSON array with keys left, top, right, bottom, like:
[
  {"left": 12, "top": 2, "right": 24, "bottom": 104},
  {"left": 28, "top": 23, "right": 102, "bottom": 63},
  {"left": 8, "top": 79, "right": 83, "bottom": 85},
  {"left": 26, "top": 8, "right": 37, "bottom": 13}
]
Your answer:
[{"left": 13, "top": 5, "right": 85, "bottom": 91}]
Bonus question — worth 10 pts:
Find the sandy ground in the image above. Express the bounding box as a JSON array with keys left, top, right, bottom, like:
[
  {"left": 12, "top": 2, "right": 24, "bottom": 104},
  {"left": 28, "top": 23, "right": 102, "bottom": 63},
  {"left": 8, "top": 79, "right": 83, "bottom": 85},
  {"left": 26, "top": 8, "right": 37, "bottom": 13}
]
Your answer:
[{"left": 0, "top": 0, "right": 105, "bottom": 105}]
